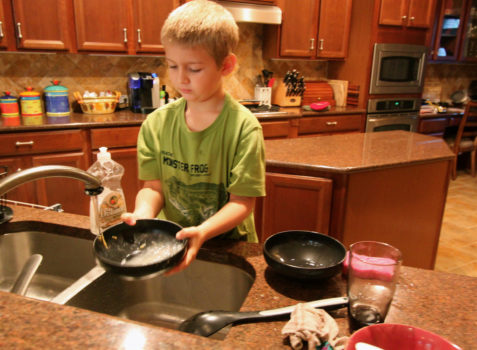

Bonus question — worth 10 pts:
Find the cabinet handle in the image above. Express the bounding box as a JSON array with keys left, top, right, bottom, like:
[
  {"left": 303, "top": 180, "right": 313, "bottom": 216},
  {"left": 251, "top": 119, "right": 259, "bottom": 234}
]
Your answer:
[
  {"left": 310, "top": 38, "right": 315, "bottom": 50},
  {"left": 137, "top": 28, "right": 142, "bottom": 44},
  {"left": 123, "top": 28, "right": 128, "bottom": 43},
  {"left": 319, "top": 39, "right": 324, "bottom": 50},
  {"left": 17, "top": 22, "right": 23, "bottom": 39},
  {"left": 402, "top": 15, "right": 407, "bottom": 21},
  {"left": 410, "top": 16, "right": 415, "bottom": 21},
  {"left": 15, "top": 140, "right": 34, "bottom": 147},
  {"left": 0, "top": 21, "right": 4, "bottom": 39},
  {"left": 326, "top": 121, "right": 338, "bottom": 126}
]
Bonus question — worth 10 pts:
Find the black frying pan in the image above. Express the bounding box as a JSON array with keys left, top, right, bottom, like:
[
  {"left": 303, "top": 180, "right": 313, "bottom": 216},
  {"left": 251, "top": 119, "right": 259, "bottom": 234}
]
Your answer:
[
  {"left": 263, "top": 230, "right": 346, "bottom": 280},
  {"left": 93, "top": 219, "right": 188, "bottom": 278}
]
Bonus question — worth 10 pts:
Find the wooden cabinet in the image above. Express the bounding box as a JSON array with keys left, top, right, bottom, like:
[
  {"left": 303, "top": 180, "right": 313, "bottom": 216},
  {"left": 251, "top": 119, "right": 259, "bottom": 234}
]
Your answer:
[
  {"left": 259, "top": 172, "right": 332, "bottom": 242},
  {"left": 11, "top": 0, "right": 73, "bottom": 50},
  {"left": 431, "top": 0, "right": 477, "bottom": 61},
  {"left": 263, "top": 0, "right": 352, "bottom": 59},
  {"left": 379, "top": 0, "right": 436, "bottom": 28},
  {"left": 74, "top": 0, "right": 179, "bottom": 54},
  {"left": 298, "top": 114, "right": 364, "bottom": 136},
  {"left": 74, "top": 0, "right": 129, "bottom": 52},
  {"left": 132, "top": 0, "right": 179, "bottom": 53},
  {"left": 0, "top": 0, "right": 14, "bottom": 49},
  {"left": 90, "top": 126, "right": 142, "bottom": 212},
  {"left": 0, "top": 130, "right": 89, "bottom": 214},
  {"left": 418, "top": 115, "right": 462, "bottom": 137}
]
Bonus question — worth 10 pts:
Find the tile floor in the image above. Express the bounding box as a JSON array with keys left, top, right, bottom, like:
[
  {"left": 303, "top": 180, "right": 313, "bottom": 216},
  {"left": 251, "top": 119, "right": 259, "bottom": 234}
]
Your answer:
[{"left": 434, "top": 171, "right": 477, "bottom": 277}]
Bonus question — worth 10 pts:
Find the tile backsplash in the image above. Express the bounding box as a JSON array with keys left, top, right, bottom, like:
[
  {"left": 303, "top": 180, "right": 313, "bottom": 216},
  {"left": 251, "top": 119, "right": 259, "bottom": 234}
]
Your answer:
[
  {"left": 1, "top": 23, "right": 474, "bottom": 105},
  {"left": 0, "top": 24, "right": 328, "bottom": 103}
]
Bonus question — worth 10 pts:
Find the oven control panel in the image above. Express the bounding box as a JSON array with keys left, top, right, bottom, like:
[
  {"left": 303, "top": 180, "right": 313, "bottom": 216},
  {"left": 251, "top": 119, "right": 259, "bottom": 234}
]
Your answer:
[{"left": 367, "top": 98, "right": 421, "bottom": 113}]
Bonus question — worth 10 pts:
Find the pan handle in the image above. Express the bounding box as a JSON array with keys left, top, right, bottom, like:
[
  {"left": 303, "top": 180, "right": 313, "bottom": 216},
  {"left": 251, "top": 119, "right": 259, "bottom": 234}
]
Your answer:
[{"left": 259, "top": 296, "right": 348, "bottom": 317}]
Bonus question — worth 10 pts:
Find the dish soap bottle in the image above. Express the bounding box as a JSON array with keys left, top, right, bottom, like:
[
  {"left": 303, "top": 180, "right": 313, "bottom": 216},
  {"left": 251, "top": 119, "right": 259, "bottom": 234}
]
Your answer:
[{"left": 88, "top": 147, "right": 127, "bottom": 235}]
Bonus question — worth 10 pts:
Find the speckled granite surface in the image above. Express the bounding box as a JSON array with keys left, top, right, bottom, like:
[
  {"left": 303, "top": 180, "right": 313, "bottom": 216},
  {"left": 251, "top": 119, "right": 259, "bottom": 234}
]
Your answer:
[
  {"left": 0, "top": 205, "right": 475, "bottom": 349},
  {"left": 265, "top": 131, "right": 455, "bottom": 173}
]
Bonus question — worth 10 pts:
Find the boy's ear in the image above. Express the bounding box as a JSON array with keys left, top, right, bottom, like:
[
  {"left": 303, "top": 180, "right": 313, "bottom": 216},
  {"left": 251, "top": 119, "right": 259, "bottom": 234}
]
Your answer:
[{"left": 221, "top": 54, "right": 237, "bottom": 76}]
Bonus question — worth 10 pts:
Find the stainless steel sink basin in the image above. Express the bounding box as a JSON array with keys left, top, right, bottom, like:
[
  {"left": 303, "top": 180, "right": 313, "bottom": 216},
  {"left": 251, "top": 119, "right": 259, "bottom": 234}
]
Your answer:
[
  {"left": 0, "top": 230, "right": 255, "bottom": 339},
  {"left": 0, "top": 231, "right": 96, "bottom": 300},
  {"left": 59, "top": 258, "right": 254, "bottom": 339}
]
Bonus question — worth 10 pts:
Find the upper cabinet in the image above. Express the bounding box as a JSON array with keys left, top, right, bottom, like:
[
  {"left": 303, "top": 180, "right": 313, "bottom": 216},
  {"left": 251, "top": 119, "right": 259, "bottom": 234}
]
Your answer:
[
  {"left": 132, "top": 0, "right": 179, "bottom": 53},
  {"left": 74, "top": 0, "right": 129, "bottom": 52},
  {"left": 74, "top": 0, "right": 179, "bottom": 54},
  {"left": 10, "top": 0, "right": 73, "bottom": 50},
  {"left": 0, "top": 0, "right": 10, "bottom": 49},
  {"left": 379, "top": 0, "right": 436, "bottom": 28},
  {"left": 263, "top": 0, "right": 353, "bottom": 59},
  {"left": 431, "top": 0, "right": 477, "bottom": 62}
]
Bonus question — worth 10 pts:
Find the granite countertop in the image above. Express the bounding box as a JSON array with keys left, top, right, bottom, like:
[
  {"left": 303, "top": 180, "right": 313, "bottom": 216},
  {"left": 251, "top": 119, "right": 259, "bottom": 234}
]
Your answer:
[
  {"left": 265, "top": 130, "right": 455, "bottom": 174},
  {"left": 0, "top": 205, "right": 475, "bottom": 349},
  {"left": 0, "top": 106, "right": 365, "bottom": 132}
]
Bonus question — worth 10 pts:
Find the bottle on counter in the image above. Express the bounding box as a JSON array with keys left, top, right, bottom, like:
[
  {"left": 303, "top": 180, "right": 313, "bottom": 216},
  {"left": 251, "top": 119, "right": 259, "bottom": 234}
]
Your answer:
[
  {"left": 87, "top": 147, "right": 127, "bottom": 235},
  {"left": 160, "top": 85, "right": 169, "bottom": 106},
  {"left": 0, "top": 91, "right": 21, "bottom": 126}
]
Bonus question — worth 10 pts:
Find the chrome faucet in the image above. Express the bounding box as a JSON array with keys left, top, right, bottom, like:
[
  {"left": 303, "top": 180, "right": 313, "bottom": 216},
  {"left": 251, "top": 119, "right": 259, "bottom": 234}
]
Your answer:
[{"left": 0, "top": 165, "right": 103, "bottom": 197}]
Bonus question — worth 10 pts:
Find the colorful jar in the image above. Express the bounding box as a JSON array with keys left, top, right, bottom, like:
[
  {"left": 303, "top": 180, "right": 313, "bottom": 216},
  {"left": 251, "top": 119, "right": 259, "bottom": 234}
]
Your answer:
[
  {"left": 44, "top": 80, "right": 70, "bottom": 117},
  {"left": 0, "top": 91, "right": 21, "bottom": 126},
  {"left": 20, "top": 87, "right": 43, "bottom": 125}
]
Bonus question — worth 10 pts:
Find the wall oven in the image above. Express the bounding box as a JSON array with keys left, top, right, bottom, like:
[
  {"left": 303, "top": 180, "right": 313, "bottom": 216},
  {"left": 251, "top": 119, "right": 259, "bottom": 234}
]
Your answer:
[
  {"left": 366, "top": 98, "right": 420, "bottom": 132},
  {"left": 369, "top": 43, "right": 427, "bottom": 95}
]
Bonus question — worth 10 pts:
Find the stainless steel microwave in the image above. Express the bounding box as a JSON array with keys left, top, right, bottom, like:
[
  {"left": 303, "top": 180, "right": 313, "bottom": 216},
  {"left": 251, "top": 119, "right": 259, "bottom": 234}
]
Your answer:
[{"left": 369, "top": 43, "right": 428, "bottom": 95}]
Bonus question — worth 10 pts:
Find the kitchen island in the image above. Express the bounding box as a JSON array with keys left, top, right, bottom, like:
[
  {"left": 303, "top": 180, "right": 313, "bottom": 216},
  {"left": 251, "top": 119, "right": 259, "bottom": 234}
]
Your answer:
[
  {"left": 260, "top": 131, "right": 455, "bottom": 270},
  {"left": 0, "top": 205, "right": 475, "bottom": 350}
]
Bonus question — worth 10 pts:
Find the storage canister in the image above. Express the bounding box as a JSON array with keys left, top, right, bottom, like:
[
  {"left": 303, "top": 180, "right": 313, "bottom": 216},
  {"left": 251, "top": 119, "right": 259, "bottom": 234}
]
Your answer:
[
  {"left": 19, "top": 87, "right": 43, "bottom": 125},
  {"left": 0, "top": 91, "right": 21, "bottom": 126},
  {"left": 44, "top": 80, "right": 70, "bottom": 117}
]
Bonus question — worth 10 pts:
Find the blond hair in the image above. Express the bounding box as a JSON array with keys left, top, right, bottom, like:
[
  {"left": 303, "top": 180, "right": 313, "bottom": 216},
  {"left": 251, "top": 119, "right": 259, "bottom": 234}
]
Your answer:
[{"left": 161, "top": 0, "right": 239, "bottom": 67}]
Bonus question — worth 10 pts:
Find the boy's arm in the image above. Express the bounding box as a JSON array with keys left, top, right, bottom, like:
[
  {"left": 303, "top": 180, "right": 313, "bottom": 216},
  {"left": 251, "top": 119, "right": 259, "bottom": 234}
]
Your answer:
[
  {"left": 166, "top": 194, "right": 256, "bottom": 275},
  {"left": 121, "top": 180, "right": 165, "bottom": 225}
]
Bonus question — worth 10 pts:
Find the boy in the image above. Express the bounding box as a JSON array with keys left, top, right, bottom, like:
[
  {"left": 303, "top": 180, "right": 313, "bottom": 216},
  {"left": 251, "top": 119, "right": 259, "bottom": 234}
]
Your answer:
[{"left": 122, "top": 0, "right": 266, "bottom": 274}]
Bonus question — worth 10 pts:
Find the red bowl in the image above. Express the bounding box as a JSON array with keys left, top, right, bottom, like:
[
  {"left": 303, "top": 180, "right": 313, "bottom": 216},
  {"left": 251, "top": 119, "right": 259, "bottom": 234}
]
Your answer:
[{"left": 346, "top": 323, "right": 461, "bottom": 350}]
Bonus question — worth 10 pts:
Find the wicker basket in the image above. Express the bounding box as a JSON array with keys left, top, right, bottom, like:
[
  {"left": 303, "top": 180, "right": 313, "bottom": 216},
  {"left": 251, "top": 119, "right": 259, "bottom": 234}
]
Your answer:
[{"left": 74, "top": 91, "right": 121, "bottom": 114}]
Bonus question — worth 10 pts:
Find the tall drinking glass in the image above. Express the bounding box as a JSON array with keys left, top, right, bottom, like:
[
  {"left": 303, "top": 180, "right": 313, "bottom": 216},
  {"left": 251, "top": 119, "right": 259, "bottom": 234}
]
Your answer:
[{"left": 347, "top": 241, "right": 402, "bottom": 330}]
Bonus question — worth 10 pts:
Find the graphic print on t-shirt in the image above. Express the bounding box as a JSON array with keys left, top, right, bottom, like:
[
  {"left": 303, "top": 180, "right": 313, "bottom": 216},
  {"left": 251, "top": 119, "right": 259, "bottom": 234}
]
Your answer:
[{"left": 165, "top": 176, "right": 228, "bottom": 227}]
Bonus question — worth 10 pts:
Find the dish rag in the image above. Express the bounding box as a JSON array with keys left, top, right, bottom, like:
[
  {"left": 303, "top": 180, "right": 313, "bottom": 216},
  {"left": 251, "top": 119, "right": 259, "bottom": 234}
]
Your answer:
[{"left": 282, "top": 303, "right": 348, "bottom": 350}]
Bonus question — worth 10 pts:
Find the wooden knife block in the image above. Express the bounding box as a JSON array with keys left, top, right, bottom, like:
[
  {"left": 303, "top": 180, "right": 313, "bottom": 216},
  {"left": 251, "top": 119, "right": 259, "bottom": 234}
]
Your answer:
[{"left": 272, "top": 81, "right": 302, "bottom": 107}]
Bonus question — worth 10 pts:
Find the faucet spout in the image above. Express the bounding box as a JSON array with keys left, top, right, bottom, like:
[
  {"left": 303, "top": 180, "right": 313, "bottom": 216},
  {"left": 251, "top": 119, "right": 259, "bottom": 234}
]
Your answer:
[{"left": 0, "top": 165, "right": 103, "bottom": 197}]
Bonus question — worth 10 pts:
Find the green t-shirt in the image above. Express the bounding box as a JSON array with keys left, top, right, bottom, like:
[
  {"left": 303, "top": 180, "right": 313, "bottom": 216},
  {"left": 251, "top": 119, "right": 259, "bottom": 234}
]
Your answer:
[{"left": 137, "top": 93, "right": 266, "bottom": 242}]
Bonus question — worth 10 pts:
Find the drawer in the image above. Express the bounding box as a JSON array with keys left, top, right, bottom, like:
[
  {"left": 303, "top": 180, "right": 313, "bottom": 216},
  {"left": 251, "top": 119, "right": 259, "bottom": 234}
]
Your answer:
[
  {"left": 261, "top": 120, "right": 291, "bottom": 139},
  {"left": 91, "top": 126, "right": 141, "bottom": 149},
  {"left": 0, "top": 130, "right": 85, "bottom": 156},
  {"left": 419, "top": 118, "right": 449, "bottom": 134},
  {"left": 298, "top": 115, "right": 363, "bottom": 135}
]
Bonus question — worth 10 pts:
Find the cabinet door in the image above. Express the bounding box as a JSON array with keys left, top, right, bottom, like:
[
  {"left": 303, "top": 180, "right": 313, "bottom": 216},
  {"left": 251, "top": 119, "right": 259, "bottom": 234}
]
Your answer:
[
  {"left": 74, "top": 0, "right": 129, "bottom": 52},
  {"left": 317, "top": 0, "right": 352, "bottom": 58},
  {"left": 379, "top": 0, "right": 408, "bottom": 26},
  {"left": 12, "top": 0, "right": 71, "bottom": 50},
  {"left": 133, "top": 0, "right": 179, "bottom": 53},
  {"left": 407, "top": 0, "right": 436, "bottom": 28},
  {"left": 461, "top": 0, "right": 477, "bottom": 61},
  {"left": 260, "top": 172, "right": 332, "bottom": 242},
  {"left": 0, "top": 156, "right": 35, "bottom": 203},
  {"left": 432, "top": 0, "right": 467, "bottom": 61},
  {"left": 31, "top": 152, "right": 89, "bottom": 215},
  {"left": 278, "top": 0, "right": 318, "bottom": 57},
  {"left": 0, "top": 0, "right": 12, "bottom": 49}
]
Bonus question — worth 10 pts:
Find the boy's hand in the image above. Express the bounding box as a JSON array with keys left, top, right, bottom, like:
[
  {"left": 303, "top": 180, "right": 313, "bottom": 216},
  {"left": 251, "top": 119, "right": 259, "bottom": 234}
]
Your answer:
[
  {"left": 121, "top": 212, "right": 140, "bottom": 226},
  {"left": 165, "top": 226, "right": 207, "bottom": 276}
]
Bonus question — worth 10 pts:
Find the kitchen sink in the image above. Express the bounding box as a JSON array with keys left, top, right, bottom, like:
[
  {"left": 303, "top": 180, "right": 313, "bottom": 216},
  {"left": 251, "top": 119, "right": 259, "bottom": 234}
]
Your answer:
[
  {"left": 0, "top": 231, "right": 96, "bottom": 300},
  {"left": 0, "top": 229, "right": 255, "bottom": 339},
  {"left": 57, "top": 258, "right": 255, "bottom": 339}
]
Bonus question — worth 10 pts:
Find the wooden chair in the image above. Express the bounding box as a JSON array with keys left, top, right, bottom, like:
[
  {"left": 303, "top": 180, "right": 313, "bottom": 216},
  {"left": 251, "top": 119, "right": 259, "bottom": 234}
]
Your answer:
[{"left": 445, "top": 101, "right": 477, "bottom": 180}]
